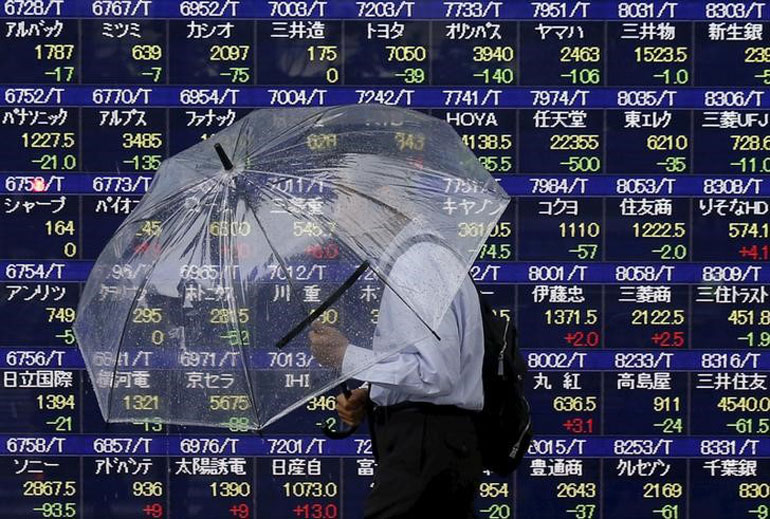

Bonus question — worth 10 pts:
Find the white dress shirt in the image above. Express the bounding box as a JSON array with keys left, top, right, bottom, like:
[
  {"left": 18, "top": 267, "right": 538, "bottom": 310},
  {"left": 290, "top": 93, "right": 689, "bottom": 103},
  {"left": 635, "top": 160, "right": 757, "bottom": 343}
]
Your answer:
[{"left": 341, "top": 239, "right": 484, "bottom": 411}]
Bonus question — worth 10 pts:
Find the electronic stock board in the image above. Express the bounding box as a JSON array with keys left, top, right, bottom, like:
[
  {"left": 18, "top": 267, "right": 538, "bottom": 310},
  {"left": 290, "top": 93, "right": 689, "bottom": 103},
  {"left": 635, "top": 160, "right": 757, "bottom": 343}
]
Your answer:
[{"left": 2, "top": 0, "right": 770, "bottom": 518}]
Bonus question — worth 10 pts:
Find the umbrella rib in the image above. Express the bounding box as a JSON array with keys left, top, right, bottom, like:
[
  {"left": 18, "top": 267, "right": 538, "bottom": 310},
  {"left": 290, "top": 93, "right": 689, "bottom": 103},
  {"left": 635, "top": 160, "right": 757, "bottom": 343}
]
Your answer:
[
  {"left": 237, "top": 161, "right": 454, "bottom": 350},
  {"left": 107, "top": 188, "right": 212, "bottom": 419},
  {"left": 240, "top": 174, "right": 378, "bottom": 263},
  {"left": 243, "top": 156, "right": 503, "bottom": 203},
  {"left": 104, "top": 177, "right": 224, "bottom": 422},
  {"left": 217, "top": 186, "right": 262, "bottom": 429},
  {"left": 249, "top": 179, "right": 442, "bottom": 344},
  {"left": 239, "top": 189, "right": 313, "bottom": 317},
  {"left": 241, "top": 168, "right": 313, "bottom": 183},
  {"left": 238, "top": 172, "right": 412, "bottom": 245},
  {"left": 245, "top": 107, "right": 336, "bottom": 160},
  {"left": 232, "top": 114, "right": 248, "bottom": 156},
  {"left": 242, "top": 162, "right": 496, "bottom": 226},
  {"left": 323, "top": 178, "right": 413, "bottom": 222},
  {"left": 276, "top": 260, "right": 370, "bottom": 349},
  {"left": 358, "top": 258, "right": 442, "bottom": 342},
  {"left": 108, "top": 175, "right": 217, "bottom": 244},
  {"left": 162, "top": 178, "right": 264, "bottom": 427},
  {"left": 246, "top": 126, "right": 429, "bottom": 162}
]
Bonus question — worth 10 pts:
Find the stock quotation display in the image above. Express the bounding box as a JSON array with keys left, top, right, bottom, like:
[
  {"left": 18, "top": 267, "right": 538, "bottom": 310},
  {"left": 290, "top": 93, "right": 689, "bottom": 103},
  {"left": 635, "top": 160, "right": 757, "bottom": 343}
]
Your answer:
[{"left": 3, "top": 0, "right": 770, "bottom": 518}]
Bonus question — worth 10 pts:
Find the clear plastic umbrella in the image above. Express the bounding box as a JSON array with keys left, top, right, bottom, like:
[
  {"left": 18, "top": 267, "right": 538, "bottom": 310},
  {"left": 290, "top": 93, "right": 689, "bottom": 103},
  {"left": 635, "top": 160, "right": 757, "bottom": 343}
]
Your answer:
[{"left": 73, "top": 105, "right": 510, "bottom": 431}]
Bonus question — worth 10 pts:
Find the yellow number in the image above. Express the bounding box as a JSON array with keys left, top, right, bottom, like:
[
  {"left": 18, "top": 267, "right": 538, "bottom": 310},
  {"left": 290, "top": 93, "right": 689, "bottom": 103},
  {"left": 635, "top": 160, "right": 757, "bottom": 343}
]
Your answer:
[
  {"left": 46, "top": 307, "right": 76, "bottom": 323},
  {"left": 210, "top": 395, "right": 251, "bottom": 411},
  {"left": 386, "top": 45, "right": 427, "bottom": 62},
  {"left": 132, "top": 481, "right": 163, "bottom": 497},
  {"left": 22, "top": 132, "right": 76, "bottom": 149},
  {"left": 35, "top": 44, "right": 75, "bottom": 60},
  {"left": 131, "top": 44, "right": 162, "bottom": 60},
  {"left": 210, "top": 45, "right": 250, "bottom": 61},
  {"left": 210, "top": 481, "right": 252, "bottom": 497},
  {"left": 394, "top": 131, "right": 425, "bottom": 151},
  {"left": 550, "top": 134, "right": 599, "bottom": 151},
  {"left": 123, "top": 133, "right": 163, "bottom": 149},
  {"left": 136, "top": 220, "right": 162, "bottom": 237},
  {"left": 132, "top": 308, "right": 163, "bottom": 324},
  {"left": 745, "top": 47, "right": 770, "bottom": 63},
  {"left": 634, "top": 46, "right": 688, "bottom": 62},
  {"left": 123, "top": 395, "right": 159, "bottom": 410},
  {"left": 210, "top": 308, "right": 250, "bottom": 324},
  {"left": 209, "top": 221, "right": 251, "bottom": 236},
  {"left": 560, "top": 46, "right": 601, "bottom": 62},
  {"left": 473, "top": 46, "right": 515, "bottom": 62},
  {"left": 646, "top": 135, "right": 688, "bottom": 150},
  {"left": 307, "top": 133, "right": 338, "bottom": 150}
]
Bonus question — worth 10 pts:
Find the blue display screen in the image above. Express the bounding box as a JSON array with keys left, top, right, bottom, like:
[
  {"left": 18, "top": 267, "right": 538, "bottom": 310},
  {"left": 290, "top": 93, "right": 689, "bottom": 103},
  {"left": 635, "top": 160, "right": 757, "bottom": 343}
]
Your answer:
[{"left": 1, "top": 1, "right": 770, "bottom": 518}]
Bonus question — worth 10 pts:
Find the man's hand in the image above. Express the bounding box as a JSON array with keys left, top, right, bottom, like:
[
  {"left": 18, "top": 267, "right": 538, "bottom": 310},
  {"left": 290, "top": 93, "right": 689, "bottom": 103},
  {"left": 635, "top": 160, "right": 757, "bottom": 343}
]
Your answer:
[
  {"left": 308, "top": 321, "right": 348, "bottom": 368},
  {"left": 337, "top": 387, "right": 369, "bottom": 427}
]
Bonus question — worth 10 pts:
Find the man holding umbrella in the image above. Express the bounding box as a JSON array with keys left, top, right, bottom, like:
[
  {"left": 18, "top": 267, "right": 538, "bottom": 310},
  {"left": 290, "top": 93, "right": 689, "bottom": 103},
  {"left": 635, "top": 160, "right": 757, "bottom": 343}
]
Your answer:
[{"left": 309, "top": 177, "right": 487, "bottom": 519}]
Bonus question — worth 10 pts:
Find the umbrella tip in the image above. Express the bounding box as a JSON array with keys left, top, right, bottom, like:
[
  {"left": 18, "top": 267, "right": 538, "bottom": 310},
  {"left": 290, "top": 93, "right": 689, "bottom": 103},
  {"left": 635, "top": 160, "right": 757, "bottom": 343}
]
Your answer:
[{"left": 214, "top": 143, "right": 234, "bottom": 171}]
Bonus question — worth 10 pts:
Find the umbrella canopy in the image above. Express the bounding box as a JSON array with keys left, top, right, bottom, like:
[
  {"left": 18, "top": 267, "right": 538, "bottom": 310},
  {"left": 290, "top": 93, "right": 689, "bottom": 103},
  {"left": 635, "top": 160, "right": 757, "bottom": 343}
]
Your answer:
[{"left": 73, "top": 105, "right": 511, "bottom": 430}]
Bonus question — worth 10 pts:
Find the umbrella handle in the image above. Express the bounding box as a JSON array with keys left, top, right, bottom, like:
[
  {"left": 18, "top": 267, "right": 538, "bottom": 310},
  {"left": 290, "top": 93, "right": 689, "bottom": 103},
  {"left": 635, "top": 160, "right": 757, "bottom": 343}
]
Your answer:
[{"left": 321, "top": 383, "right": 359, "bottom": 439}]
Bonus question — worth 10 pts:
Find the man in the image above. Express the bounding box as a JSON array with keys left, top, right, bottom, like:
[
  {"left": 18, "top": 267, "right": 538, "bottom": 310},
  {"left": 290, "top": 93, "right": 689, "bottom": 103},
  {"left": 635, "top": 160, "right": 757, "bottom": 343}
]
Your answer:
[{"left": 309, "top": 221, "right": 485, "bottom": 519}]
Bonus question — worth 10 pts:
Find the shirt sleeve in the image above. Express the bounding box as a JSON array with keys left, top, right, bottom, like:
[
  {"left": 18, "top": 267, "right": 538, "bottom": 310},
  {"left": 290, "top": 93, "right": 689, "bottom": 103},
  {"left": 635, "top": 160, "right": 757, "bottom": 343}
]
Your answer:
[{"left": 340, "top": 243, "right": 462, "bottom": 398}]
